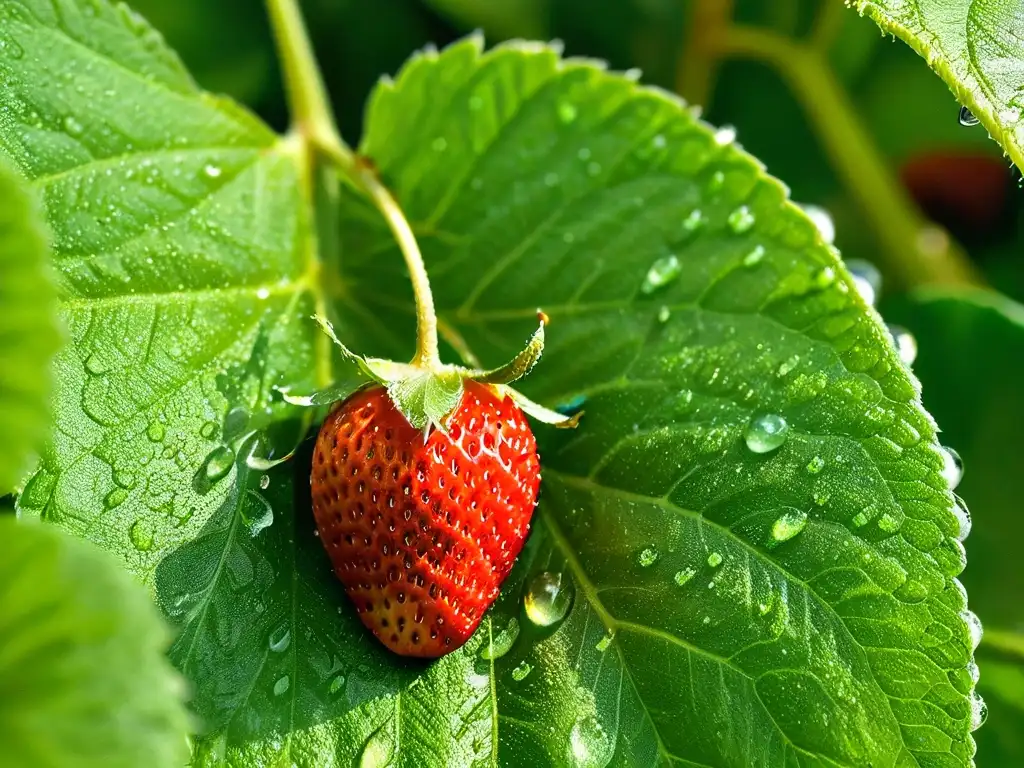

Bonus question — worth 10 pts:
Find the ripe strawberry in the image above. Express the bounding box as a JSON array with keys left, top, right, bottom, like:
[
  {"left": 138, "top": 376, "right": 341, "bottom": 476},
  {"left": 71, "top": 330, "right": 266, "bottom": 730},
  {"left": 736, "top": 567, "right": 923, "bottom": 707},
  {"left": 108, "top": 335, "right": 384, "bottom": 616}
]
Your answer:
[{"left": 311, "top": 380, "right": 541, "bottom": 657}]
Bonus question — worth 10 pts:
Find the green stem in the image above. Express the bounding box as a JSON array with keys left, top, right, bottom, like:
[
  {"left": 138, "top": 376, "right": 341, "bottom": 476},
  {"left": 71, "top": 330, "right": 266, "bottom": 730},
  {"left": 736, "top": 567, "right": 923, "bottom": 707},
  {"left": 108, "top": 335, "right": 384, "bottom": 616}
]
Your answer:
[
  {"left": 808, "top": 1, "right": 846, "bottom": 54},
  {"left": 264, "top": 0, "right": 441, "bottom": 370},
  {"left": 675, "top": 0, "right": 734, "bottom": 109},
  {"left": 981, "top": 628, "right": 1024, "bottom": 662},
  {"left": 717, "top": 26, "right": 980, "bottom": 288}
]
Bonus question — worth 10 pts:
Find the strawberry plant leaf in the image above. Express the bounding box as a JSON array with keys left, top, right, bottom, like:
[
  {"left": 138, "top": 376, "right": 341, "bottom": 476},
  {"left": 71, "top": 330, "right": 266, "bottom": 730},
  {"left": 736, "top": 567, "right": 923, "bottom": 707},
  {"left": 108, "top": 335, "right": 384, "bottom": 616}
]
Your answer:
[
  {"left": 851, "top": 0, "right": 1024, "bottom": 171},
  {"left": 4, "top": 0, "right": 321, "bottom": 564},
  {"left": 328, "top": 36, "right": 979, "bottom": 766},
  {"left": 0, "top": 158, "right": 60, "bottom": 493},
  {"left": 886, "top": 288, "right": 1024, "bottom": 765},
  {"left": 0, "top": 517, "right": 189, "bottom": 768}
]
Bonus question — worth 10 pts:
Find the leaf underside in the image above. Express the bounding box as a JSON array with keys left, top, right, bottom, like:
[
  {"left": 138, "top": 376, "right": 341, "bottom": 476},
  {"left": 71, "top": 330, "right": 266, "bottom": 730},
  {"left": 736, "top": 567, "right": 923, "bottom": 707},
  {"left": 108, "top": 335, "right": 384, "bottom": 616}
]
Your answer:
[
  {"left": 853, "top": 0, "right": 1024, "bottom": 173},
  {"left": 2, "top": 2, "right": 979, "bottom": 766}
]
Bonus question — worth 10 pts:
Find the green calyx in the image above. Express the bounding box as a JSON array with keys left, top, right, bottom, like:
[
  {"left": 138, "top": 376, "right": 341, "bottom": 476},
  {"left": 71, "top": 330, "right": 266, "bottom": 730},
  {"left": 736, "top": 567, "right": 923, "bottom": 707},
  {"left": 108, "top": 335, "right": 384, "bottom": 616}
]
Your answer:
[{"left": 305, "top": 312, "right": 580, "bottom": 433}]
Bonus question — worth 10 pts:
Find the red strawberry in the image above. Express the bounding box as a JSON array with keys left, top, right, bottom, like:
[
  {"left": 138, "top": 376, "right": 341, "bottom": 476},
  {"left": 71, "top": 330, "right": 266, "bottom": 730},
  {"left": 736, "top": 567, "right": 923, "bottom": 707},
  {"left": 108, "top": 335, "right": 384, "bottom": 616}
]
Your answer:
[{"left": 311, "top": 380, "right": 541, "bottom": 657}]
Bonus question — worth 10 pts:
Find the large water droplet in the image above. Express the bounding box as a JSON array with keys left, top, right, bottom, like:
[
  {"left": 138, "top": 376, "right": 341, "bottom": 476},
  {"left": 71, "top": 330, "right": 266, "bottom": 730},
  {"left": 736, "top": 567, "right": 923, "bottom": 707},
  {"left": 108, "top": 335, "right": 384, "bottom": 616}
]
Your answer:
[
  {"left": 745, "top": 414, "right": 789, "bottom": 453},
  {"left": 707, "top": 552, "right": 723, "bottom": 568},
  {"left": 637, "top": 547, "right": 659, "bottom": 568},
  {"left": 969, "top": 691, "right": 988, "bottom": 731},
  {"left": 568, "top": 715, "right": 614, "bottom": 768},
  {"left": 846, "top": 259, "right": 881, "bottom": 305},
  {"left": 524, "top": 572, "right": 573, "bottom": 627},
  {"left": 480, "top": 617, "right": 520, "bottom": 659},
  {"left": 801, "top": 204, "right": 835, "bottom": 244},
  {"left": 511, "top": 661, "right": 532, "bottom": 681},
  {"left": 272, "top": 675, "right": 290, "bottom": 696},
  {"left": 940, "top": 446, "right": 963, "bottom": 490},
  {"left": 640, "top": 255, "right": 681, "bottom": 294},
  {"left": 203, "top": 445, "right": 235, "bottom": 483},
  {"left": 146, "top": 421, "right": 166, "bottom": 442},
  {"left": 727, "top": 205, "right": 755, "bottom": 234},
  {"left": 269, "top": 625, "right": 291, "bottom": 653},
  {"left": 886, "top": 324, "right": 918, "bottom": 366},
  {"left": 682, "top": 209, "right": 704, "bottom": 234},
  {"left": 83, "top": 353, "right": 107, "bottom": 375},
  {"left": 241, "top": 490, "right": 274, "bottom": 536},
  {"left": 673, "top": 568, "right": 696, "bottom": 586},
  {"left": 962, "top": 609, "right": 983, "bottom": 651},
  {"left": 806, "top": 456, "right": 825, "bottom": 474},
  {"left": 953, "top": 495, "right": 972, "bottom": 540},
  {"left": 358, "top": 723, "right": 395, "bottom": 768},
  {"left": 129, "top": 519, "right": 154, "bottom": 552},
  {"left": 770, "top": 510, "right": 808, "bottom": 544},
  {"left": 328, "top": 673, "right": 346, "bottom": 695},
  {"left": 259, "top": 474, "right": 271, "bottom": 490},
  {"left": 959, "top": 105, "right": 980, "bottom": 126},
  {"left": 104, "top": 488, "right": 128, "bottom": 509}
]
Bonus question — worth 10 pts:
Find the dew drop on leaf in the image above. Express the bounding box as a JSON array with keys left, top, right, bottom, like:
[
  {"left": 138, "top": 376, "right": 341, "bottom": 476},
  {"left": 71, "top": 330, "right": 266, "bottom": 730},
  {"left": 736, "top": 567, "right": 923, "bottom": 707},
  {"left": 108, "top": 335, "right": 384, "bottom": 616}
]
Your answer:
[
  {"left": 241, "top": 490, "right": 274, "bottom": 537},
  {"left": 940, "top": 445, "right": 964, "bottom": 489},
  {"left": 959, "top": 105, "right": 980, "bottom": 126},
  {"left": 744, "top": 413, "right": 789, "bottom": 453},
  {"left": 713, "top": 125, "right": 736, "bottom": 145},
  {"left": 203, "top": 445, "right": 235, "bottom": 483},
  {"left": 682, "top": 208, "right": 704, "bottom": 234},
  {"left": 640, "top": 255, "right": 681, "bottom": 294},
  {"left": 953, "top": 496, "right": 972, "bottom": 540},
  {"left": 568, "top": 715, "right": 613, "bottom": 768},
  {"left": 707, "top": 551, "right": 723, "bottom": 567},
  {"left": 129, "top": 518, "right": 154, "bottom": 552},
  {"left": 637, "top": 547, "right": 659, "bottom": 567},
  {"left": 742, "top": 244, "right": 765, "bottom": 266},
  {"left": 800, "top": 204, "right": 835, "bottom": 244},
  {"left": 146, "top": 421, "right": 165, "bottom": 443},
  {"left": 328, "top": 674, "right": 346, "bottom": 695},
  {"left": 962, "top": 609, "right": 983, "bottom": 651},
  {"left": 877, "top": 512, "right": 902, "bottom": 533},
  {"left": 657, "top": 306, "right": 671, "bottom": 323},
  {"left": 846, "top": 259, "right": 881, "bottom": 305},
  {"left": 480, "top": 617, "right": 520, "bottom": 660},
  {"left": 84, "top": 354, "right": 107, "bottom": 376},
  {"left": 770, "top": 510, "right": 808, "bottom": 544},
  {"left": 673, "top": 568, "right": 695, "bottom": 586},
  {"left": 203, "top": 163, "right": 222, "bottom": 178},
  {"left": 727, "top": 205, "right": 755, "bottom": 234},
  {"left": 806, "top": 455, "right": 825, "bottom": 474},
  {"left": 268, "top": 625, "right": 291, "bottom": 653},
  {"left": 104, "top": 488, "right": 128, "bottom": 509},
  {"left": 814, "top": 266, "right": 836, "bottom": 289},
  {"left": 888, "top": 324, "right": 918, "bottom": 365},
  {"left": 259, "top": 474, "right": 270, "bottom": 490},
  {"left": 595, "top": 632, "right": 614, "bottom": 651},
  {"left": 523, "top": 572, "right": 573, "bottom": 627},
  {"left": 511, "top": 661, "right": 532, "bottom": 681},
  {"left": 114, "top": 469, "right": 137, "bottom": 489},
  {"left": 272, "top": 675, "right": 290, "bottom": 696},
  {"left": 557, "top": 101, "right": 577, "bottom": 124},
  {"left": 969, "top": 691, "right": 988, "bottom": 731}
]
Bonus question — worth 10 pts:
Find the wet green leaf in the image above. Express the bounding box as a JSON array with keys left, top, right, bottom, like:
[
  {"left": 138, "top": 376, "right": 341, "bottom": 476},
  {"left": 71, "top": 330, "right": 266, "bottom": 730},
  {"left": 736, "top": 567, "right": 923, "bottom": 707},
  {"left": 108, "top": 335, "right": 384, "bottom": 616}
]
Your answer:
[
  {"left": 0, "top": 158, "right": 59, "bottom": 493},
  {"left": 852, "top": 0, "right": 1024, "bottom": 171},
  {"left": 886, "top": 288, "right": 1024, "bottom": 765},
  {"left": 0, "top": 517, "right": 189, "bottom": 768}
]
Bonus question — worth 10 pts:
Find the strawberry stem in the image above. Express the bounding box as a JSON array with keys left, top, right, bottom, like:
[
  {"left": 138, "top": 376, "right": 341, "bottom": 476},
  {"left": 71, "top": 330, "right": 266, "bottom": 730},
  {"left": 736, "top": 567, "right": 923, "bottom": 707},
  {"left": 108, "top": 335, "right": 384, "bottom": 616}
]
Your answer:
[{"left": 265, "top": 0, "right": 441, "bottom": 371}]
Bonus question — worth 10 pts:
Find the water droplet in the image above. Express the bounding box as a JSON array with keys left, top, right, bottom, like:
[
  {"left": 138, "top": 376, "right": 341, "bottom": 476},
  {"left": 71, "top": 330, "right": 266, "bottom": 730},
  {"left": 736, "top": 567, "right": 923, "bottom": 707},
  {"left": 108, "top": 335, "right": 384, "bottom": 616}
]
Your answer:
[
  {"left": 199, "top": 421, "right": 217, "bottom": 439},
  {"left": 962, "top": 609, "right": 983, "bottom": 651},
  {"left": 273, "top": 675, "right": 290, "bottom": 696},
  {"left": 595, "top": 632, "right": 614, "bottom": 651},
  {"left": 940, "top": 446, "right": 963, "bottom": 490},
  {"left": 888, "top": 324, "right": 918, "bottom": 365},
  {"left": 674, "top": 568, "right": 696, "bottom": 586},
  {"left": 431, "top": 137, "right": 447, "bottom": 152},
  {"left": 523, "top": 572, "right": 573, "bottom": 627},
  {"left": 969, "top": 691, "right": 988, "bottom": 731},
  {"left": 953, "top": 496, "right": 972, "bottom": 540},
  {"left": 640, "top": 255, "right": 681, "bottom": 294},
  {"left": 129, "top": 518, "right": 154, "bottom": 551},
  {"left": 771, "top": 510, "right": 808, "bottom": 544},
  {"left": 657, "top": 306, "right": 671, "bottom": 323},
  {"left": 727, "top": 205, "right": 755, "bottom": 234},
  {"left": 103, "top": 487, "right": 127, "bottom": 509},
  {"left": 743, "top": 245, "right": 765, "bottom": 266},
  {"left": 63, "top": 115, "right": 84, "bottom": 136},
  {"left": 83, "top": 353, "right": 107, "bottom": 375},
  {"left": 959, "top": 105, "right": 980, "bottom": 126},
  {"left": 241, "top": 490, "right": 274, "bottom": 536},
  {"left": 801, "top": 204, "right": 835, "bottom": 244},
  {"left": 851, "top": 511, "right": 869, "bottom": 527},
  {"left": 203, "top": 445, "right": 235, "bottom": 483},
  {"left": 568, "top": 715, "right": 613, "bottom": 768},
  {"left": 637, "top": 547, "right": 659, "bottom": 567},
  {"left": 707, "top": 552, "right": 723, "bottom": 568},
  {"left": 328, "top": 673, "right": 346, "bottom": 695},
  {"left": 511, "top": 661, "right": 532, "bottom": 681},
  {"left": 815, "top": 266, "right": 837, "bottom": 289},
  {"left": 259, "top": 474, "right": 271, "bottom": 490},
  {"left": 203, "top": 163, "right": 222, "bottom": 179},
  {"left": 714, "top": 125, "right": 736, "bottom": 145},
  {"left": 877, "top": 512, "right": 901, "bottom": 533},
  {"left": 480, "top": 617, "right": 520, "bottom": 659},
  {"left": 146, "top": 421, "right": 166, "bottom": 442},
  {"left": 744, "top": 414, "right": 789, "bottom": 454},
  {"left": 682, "top": 209, "right": 704, "bottom": 233},
  {"left": 269, "top": 625, "right": 291, "bottom": 653},
  {"left": 776, "top": 354, "right": 800, "bottom": 377},
  {"left": 558, "top": 102, "right": 578, "bottom": 124},
  {"left": 846, "top": 259, "right": 881, "bottom": 305},
  {"left": 358, "top": 723, "right": 395, "bottom": 768},
  {"left": 806, "top": 456, "right": 825, "bottom": 474}
]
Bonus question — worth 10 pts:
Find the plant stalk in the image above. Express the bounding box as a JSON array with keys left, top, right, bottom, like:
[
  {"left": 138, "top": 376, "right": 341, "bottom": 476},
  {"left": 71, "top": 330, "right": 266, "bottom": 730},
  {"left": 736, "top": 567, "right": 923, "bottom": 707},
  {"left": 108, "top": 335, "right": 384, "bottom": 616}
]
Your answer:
[{"left": 264, "top": 0, "right": 441, "bottom": 370}]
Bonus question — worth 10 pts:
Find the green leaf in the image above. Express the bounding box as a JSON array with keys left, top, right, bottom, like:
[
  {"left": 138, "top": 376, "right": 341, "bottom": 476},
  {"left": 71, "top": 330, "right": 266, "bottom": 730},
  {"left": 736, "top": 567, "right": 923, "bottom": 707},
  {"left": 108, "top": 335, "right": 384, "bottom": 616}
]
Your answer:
[
  {"left": 851, "top": 0, "right": 1024, "bottom": 171},
  {"left": 323, "top": 36, "right": 975, "bottom": 765},
  {"left": 0, "top": 157, "right": 60, "bottom": 493},
  {"left": 4, "top": 0, "right": 321, "bottom": 561},
  {"left": 0, "top": 517, "right": 189, "bottom": 768},
  {"left": 885, "top": 288, "right": 1024, "bottom": 765}
]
